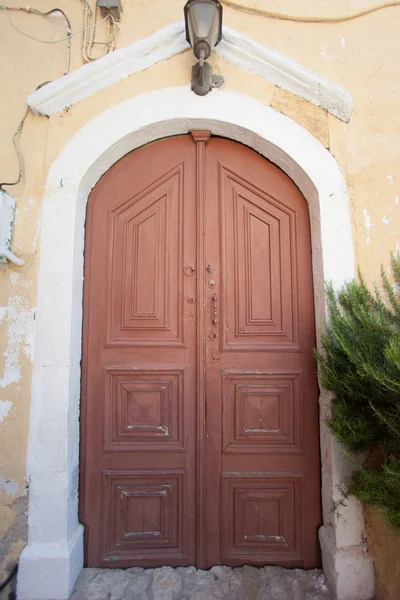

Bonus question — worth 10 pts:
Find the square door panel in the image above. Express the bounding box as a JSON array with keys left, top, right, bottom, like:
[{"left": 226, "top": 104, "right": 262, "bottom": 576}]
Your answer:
[
  {"left": 104, "top": 369, "right": 184, "bottom": 452},
  {"left": 221, "top": 474, "right": 301, "bottom": 563},
  {"left": 222, "top": 372, "right": 301, "bottom": 454},
  {"left": 102, "top": 470, "right": 186, "bottom": 562}
]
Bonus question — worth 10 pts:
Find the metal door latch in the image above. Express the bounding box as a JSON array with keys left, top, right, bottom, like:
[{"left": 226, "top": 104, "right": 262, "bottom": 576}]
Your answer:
[{"left": 212, "top": 293, "right": 218, "bottom": 325}]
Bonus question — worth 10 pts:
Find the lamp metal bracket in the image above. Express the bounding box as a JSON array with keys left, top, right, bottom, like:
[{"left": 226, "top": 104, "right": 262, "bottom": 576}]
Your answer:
[{"left": 192, "top": 61, "right": 225, "bottom": 96}]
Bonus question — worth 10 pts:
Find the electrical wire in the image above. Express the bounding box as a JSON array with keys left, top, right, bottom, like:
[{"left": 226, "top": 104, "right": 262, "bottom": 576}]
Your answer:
[
  {"left": 80, "top": 0, "right": 119, "bottom": 63},
  {"left": 3, "top": 8, "right": 110, "bottom": 44},
  {"left": 0, "top": 107, "right": 30, "bottom": 190},
  {"left": 0, "top": 6, "right": 72, "bottom": 74},
  {"left": 221, "top": 0, "right": 400, "bottom": 23},
  {"left": 1, "top": 4, "right": 119, "bottom": 72},
  {"left": 0, "top": 3, "right": 119, "bottom": 190},
  {"left": 0, "top": 7, "right": 71, "bottom": 189}
]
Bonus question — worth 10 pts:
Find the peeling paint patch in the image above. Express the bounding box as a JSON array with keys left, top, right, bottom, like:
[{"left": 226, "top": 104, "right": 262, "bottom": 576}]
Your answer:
[
  {"left": 0, "top": 296, "right": 35, "bottom": 388},
  {"left": 9, "top": 271, "right": 19, "bottom": 286},
  {"left": 0, "top": 400, "right": 12, "bottom": 422},
  {"left": 0, "top": 474, "right": 19, "bottom": 496},
  {"left": 363, "top": 208, "right": 373, "bottom": 246},
  {"left": 395, "top": 195, "right": 399, "bottom": 205},
  {"left": 30, "top": 213, "right": 42, "bottom": 254},
  {"left": 382, "top": 216, "right": 390, "bottom": 225},
  {"left": 23, "top": 312, "right": 35, "bottom": 362},
  {"left": 339, "top": 36, "right": 346, "bottom": 47},
  {"left": 387, "top": 174, "right": 394, "bottom": 184},
  {"left": 363, "top": 208, "right": 372, "bottom": 231},
  {"left": 320, "top": 45, "right": 339, "bottom": 60},
  {"left": 0, "top": 307, "right": 6, "bottom": 323}
]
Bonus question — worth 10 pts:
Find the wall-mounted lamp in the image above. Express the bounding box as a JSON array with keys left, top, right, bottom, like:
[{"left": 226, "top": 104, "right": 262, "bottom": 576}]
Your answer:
[{"left": 184, "top": 0, "right": 224, "bottom": 96}]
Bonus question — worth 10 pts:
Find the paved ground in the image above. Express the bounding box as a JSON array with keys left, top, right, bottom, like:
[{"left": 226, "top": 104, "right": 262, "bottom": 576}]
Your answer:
[{"left": 70, "top": 566, "right": 332, "bottom": 600}]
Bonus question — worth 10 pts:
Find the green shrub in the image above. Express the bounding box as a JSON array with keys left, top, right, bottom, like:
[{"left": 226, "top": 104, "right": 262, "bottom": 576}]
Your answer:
[{"left": 315, "top": 254, "right": 400, "bottom": 530}]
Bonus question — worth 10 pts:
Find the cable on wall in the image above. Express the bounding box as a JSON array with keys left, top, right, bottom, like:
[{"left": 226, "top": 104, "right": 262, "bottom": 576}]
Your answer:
[
  {"left": 221, "top": 0, "right": 400, "bottom": 23},
  {"left": 80, "top": 0, "right": 119, "bottom": 63},
  {"left": 0, "top": 3, "right": 119, "bottom": 191},
  {"left": 1, "top": 5, "right": 119, "bottom": 72},
  {"left": 0, "top": 6, "right": 72, "bottom": 74},
  {"left": 4, "top": 9, "right": 110, "bottom": 42},
  {"left": 0, "top": 107, "right": 30, "bottom": 190}
]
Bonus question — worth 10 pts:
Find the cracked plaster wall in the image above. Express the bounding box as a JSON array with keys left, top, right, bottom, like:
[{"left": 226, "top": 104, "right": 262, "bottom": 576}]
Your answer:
[{"left": 0, "top": 0, "right": 399, "bottom": 593}]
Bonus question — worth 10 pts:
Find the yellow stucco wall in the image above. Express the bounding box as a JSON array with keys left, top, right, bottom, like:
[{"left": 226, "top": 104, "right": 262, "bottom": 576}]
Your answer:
[{"left": 0, "top": 0, "right": 399, "bottom": 584}]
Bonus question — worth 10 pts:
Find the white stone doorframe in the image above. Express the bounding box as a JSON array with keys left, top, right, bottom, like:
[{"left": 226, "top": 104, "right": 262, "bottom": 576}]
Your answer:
[{"left": 17, "top": 87, "right": 375, "bottom": 600}]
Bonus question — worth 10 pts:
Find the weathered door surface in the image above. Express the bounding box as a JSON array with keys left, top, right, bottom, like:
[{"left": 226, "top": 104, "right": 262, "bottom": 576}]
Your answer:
[{"left": 81, "top": 134, "right": 321, "bottom": 570}]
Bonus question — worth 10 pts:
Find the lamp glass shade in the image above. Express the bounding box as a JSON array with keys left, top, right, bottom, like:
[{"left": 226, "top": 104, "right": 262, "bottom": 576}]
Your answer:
[
  {"left": 190, "top": 4, "right": 216, "bottom": 39},
  {"left": 185, "top": 0, "right": 222, "bottom": 60}
]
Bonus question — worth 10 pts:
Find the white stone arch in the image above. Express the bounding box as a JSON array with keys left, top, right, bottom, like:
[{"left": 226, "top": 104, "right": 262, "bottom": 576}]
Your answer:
[{"left": 17, "top": 86, "right": 374, "bottom": 600}]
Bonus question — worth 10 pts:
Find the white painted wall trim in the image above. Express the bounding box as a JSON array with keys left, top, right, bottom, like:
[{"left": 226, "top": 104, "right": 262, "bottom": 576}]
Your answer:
[
  {"left": 219, "top": 26, "right": 352, "bottom": 122},
  {"left": 18, "top": 87, "right": 372, "bottom": 600},
  {"left": 27, "top": 22, "right": 352, "bottom": 122},
  {"left": 27, "top": 21, "right": 189, "bottom": 117}
]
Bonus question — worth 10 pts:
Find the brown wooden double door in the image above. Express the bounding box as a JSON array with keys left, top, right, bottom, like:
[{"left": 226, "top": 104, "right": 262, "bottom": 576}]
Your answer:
[{"left": 81, "top": 133, "right": 321, "bottom": 570}]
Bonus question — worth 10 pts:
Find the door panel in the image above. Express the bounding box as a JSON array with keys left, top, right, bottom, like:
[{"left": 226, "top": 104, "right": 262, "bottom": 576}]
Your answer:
[
  {"left": 220, "top": 168, "right": 298, "bottom": 350},
  {"left": 221, "top": 474, "right": 301, "bottom": 563},
  {"left": 81, "top": 136, "right": 197, "bottom": 567},
  {"left": 222, "top": 372, "right": 301, "bottom": 454},
  {"left": 108, "top": 164, "right": 184, "bottom": 346},
  {"left": 204, "top": 138, "right": 320, "bottom": 568},
  {"left": 81, "top": 134, "right": 321, "bottom": 569}
]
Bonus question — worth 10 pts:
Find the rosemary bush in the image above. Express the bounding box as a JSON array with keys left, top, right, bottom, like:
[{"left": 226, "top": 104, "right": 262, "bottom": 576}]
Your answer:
[{"left": 316, "top": 254, "right": 400, "bottom": 530}]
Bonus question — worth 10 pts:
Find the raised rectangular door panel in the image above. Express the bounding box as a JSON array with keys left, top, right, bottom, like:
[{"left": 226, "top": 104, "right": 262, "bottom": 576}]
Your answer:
[
  {"left": 222, "top": 372, "right": 301, "bottom": 454},
  {"left": 81, "top": 134, "right": 321, "bottom": 570},
  {"left": 219, "top": 167, "right": 299, "bottom": 351},
  {"left": 107, "top": 165, "right": 184, "bottom": 346},
  {"left": 221, "top": 474, "right": 301, "bottom": 565},
  {"left": 102, "top": 471, "right": 186, "bottom": 562},
  {"left": 104, "top": 368, "right": 184, "bottom": 452}
]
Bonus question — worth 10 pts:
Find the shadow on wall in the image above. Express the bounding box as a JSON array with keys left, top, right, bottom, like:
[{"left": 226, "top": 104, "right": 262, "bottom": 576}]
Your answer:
[
  {"left": 0, "top": 564, "right": 17, "bottom": 600},
  {"left": 0, "top": 495, "right": 27, "bottom": 600},
  {"left": 365, "top": 507, "right": 400, "bottom": 600}
]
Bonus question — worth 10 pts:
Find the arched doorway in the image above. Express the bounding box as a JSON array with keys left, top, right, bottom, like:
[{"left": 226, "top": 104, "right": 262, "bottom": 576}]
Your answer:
[
  {"left": 19, "top": 88, "right": 371, "bottom": 600},
  {"left": 80, "top": 133, "right": 321, "bottom": 569}
]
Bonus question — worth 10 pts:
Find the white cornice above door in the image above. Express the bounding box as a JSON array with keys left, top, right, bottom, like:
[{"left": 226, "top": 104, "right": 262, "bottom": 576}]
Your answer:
[{"left": 27, "top": 21, "right": 352, "bottom": 122}]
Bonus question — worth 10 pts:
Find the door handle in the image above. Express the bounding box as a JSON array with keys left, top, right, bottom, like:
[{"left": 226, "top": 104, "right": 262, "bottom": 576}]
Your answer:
[{"left": 212, "top": 293, "right": 218, "bottom": 325}]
